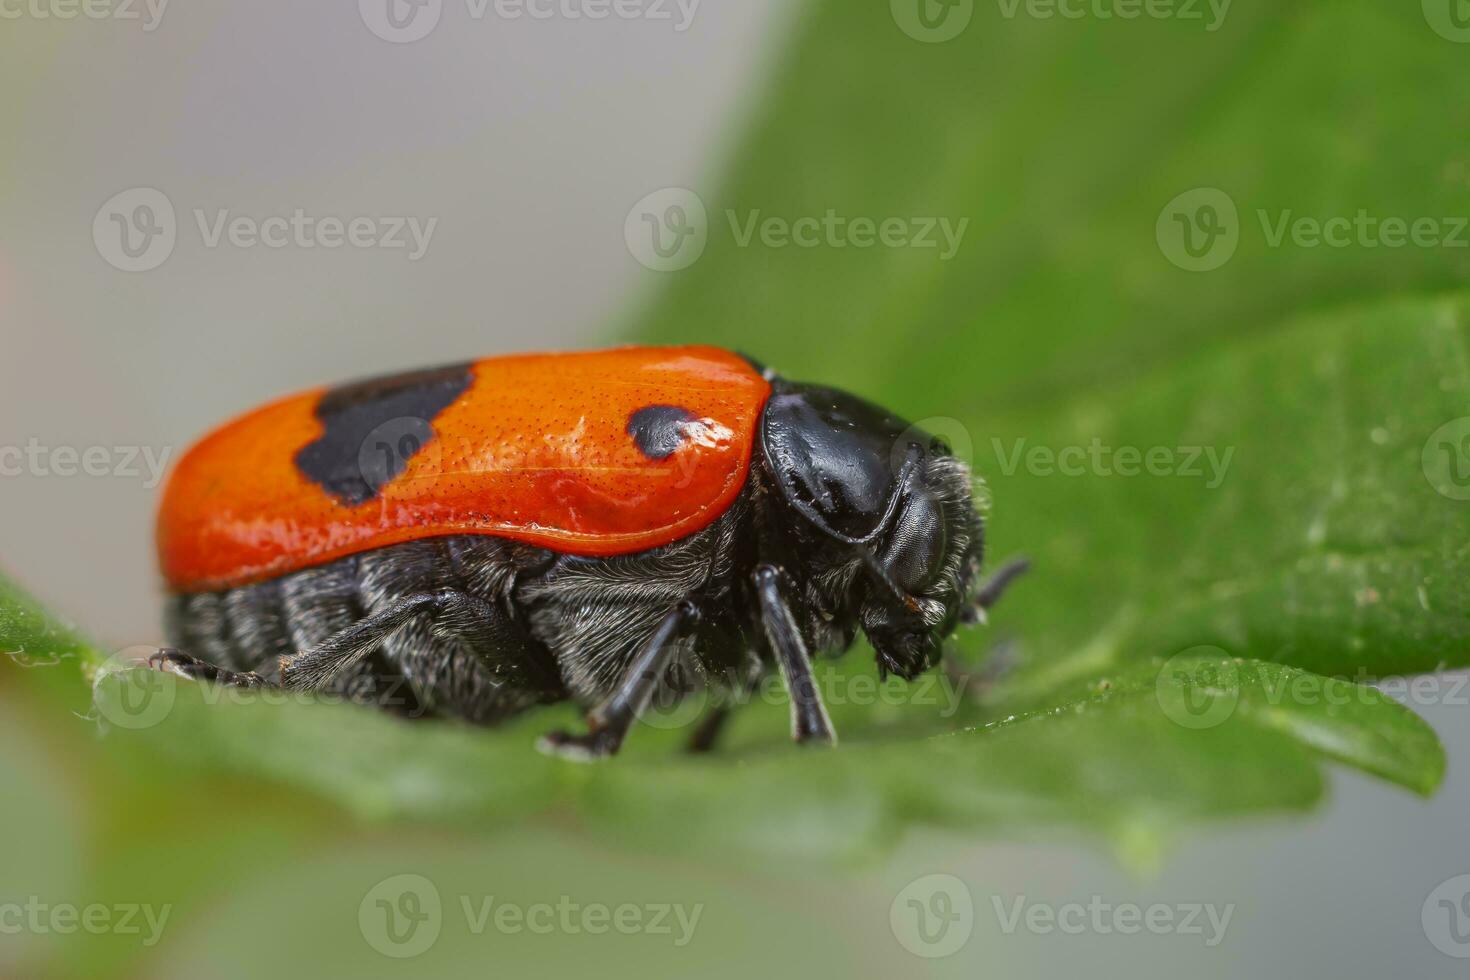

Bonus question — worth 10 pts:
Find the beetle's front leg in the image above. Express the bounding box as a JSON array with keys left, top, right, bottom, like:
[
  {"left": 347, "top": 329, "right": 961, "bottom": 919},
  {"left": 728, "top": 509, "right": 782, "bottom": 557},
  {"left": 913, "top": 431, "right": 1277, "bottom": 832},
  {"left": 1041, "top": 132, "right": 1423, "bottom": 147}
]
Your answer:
[
  {"left": 754, "top": 564, "right": 836, "bottom": 746},
  {"left": 538, "top": 600, "right": 701, "bottom": 761}
]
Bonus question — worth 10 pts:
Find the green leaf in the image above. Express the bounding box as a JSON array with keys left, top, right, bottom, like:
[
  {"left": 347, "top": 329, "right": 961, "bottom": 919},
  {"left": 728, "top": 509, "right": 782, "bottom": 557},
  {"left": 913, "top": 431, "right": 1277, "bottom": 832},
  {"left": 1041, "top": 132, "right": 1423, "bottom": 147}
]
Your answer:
[
  {"left": 0, "top": 572, "right": 1444, "bottom": 868},
  {"left": 3, "top": 0, "right": 1462, "bottom": 867}
]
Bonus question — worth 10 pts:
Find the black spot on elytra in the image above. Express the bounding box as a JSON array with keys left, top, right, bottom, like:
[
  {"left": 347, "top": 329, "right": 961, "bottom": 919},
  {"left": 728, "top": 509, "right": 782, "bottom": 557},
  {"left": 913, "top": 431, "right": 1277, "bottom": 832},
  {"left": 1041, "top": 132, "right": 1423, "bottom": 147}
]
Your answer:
[
  {"left": 294, "top": 362, "right": 473, "bottom": 506},
  {"left": 628, "top": 405, "right": 696, "bottom": 460}
]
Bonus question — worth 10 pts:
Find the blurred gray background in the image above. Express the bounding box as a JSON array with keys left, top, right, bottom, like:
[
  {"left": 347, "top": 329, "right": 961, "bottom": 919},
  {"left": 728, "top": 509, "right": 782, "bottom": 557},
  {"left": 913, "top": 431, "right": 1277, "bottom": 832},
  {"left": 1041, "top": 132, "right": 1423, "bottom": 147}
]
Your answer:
[
  {"left": 0, "top": 0, "right": 790, "bottom": 646},
  {"left": 2, "top": 2, "right": 1467, "bottom": 977}
]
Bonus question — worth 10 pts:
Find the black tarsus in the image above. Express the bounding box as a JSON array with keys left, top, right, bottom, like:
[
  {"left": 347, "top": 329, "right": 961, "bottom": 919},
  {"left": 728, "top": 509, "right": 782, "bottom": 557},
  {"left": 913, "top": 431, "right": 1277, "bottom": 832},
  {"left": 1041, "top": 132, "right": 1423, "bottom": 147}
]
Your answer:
[
  {"left": 754, "top": 564, "right": 836, "bottom": 746},
  {"left": 148, "top": 648, "right": 269, "bottom": 688},
  {"left": 538, "top": 599, "right": 701, "bottom": 760}
]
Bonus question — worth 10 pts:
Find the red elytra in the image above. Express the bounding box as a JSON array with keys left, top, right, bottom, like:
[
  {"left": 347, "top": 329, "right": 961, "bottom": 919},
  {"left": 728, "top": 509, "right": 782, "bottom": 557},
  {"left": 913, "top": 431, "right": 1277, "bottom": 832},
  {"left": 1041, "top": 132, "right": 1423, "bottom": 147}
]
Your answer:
[{"left": 157, "top": 346, "right": 772, "bottom": 593}]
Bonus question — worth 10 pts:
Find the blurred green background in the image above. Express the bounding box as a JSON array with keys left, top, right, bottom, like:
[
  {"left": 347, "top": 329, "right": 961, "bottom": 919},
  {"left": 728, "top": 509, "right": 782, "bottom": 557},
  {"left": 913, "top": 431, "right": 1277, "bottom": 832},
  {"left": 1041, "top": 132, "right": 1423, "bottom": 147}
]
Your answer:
[{"left": 6, "top": 0, "right": 1470, "bottom": 976}]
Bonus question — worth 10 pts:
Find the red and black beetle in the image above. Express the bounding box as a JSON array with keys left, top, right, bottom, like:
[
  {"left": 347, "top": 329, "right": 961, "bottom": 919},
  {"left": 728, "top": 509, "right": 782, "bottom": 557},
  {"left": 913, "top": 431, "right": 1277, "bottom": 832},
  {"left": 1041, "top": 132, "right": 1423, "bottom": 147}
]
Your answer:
[{"left": 152, "top": 346, "right": 1024, "bottom": 758}]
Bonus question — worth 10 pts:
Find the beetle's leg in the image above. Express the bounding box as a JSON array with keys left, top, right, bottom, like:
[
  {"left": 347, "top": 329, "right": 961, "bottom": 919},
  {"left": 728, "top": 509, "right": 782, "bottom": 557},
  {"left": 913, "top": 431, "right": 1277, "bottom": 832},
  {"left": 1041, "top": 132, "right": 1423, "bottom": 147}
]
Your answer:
[
  {"left": 686, "top": 706, "right": 732, "bottom": 754},
  {"left": 754, "top": 564, "right": 836, "bottom": 746},
  {"left": 943, "top": 636, "right": 1019, "bottom": 705},
  {"left": 281, "top": 589, "right": 525, "bottom": 691},
  {"left": 147, "top": 648, "right": 270, "bottom": 688},
  {"left": 686, "top": 653, "right": 764, "bottom": 754},
  {"left": 962, "top": 556, "right": 1031, "bottom": 625},
  {"left": 538, "top": 600, "right": 700, "bottom": 761}
]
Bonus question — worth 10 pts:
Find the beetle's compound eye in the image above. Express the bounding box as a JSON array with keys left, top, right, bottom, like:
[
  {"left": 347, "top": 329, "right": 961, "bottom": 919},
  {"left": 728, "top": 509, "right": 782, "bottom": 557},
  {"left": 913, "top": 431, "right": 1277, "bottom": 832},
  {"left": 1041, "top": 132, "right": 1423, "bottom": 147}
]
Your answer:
[{"left": 884, "top": 489, "right": 948, "bottom": 593}]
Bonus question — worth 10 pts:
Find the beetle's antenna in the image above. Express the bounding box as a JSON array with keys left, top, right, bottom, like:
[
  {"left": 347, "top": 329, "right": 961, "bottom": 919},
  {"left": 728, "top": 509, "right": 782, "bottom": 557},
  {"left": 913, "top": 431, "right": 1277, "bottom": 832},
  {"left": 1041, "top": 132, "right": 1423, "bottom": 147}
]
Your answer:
[{"left": 961, "top": 556, "right": 1031, "bottom": 624}]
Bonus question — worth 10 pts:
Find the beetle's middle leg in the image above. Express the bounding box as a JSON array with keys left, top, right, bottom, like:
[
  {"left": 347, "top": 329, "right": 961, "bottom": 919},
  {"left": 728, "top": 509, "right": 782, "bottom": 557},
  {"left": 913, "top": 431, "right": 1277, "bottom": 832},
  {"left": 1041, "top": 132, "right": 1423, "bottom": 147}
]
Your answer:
[
  {"left": 686, "top": 651, "right": 763, "bottom": 754},
  {"left": 538, "top": 599, "right": 701, "bottom": 761}
]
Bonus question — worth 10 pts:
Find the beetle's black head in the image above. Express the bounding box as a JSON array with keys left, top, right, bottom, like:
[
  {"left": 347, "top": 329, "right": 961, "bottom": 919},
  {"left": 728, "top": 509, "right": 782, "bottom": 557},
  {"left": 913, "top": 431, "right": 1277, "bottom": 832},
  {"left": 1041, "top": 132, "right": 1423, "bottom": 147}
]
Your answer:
[{"left": 759, "top": 381, "right": 984, "bottom": 681}]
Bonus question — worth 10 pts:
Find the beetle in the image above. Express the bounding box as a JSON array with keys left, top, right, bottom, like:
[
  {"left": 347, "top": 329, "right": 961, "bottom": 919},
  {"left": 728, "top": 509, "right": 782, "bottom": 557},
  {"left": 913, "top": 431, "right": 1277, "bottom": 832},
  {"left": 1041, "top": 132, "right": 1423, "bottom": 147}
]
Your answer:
[{"left": 151, "top": 345, "right": 1025, "bottom": 758}]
